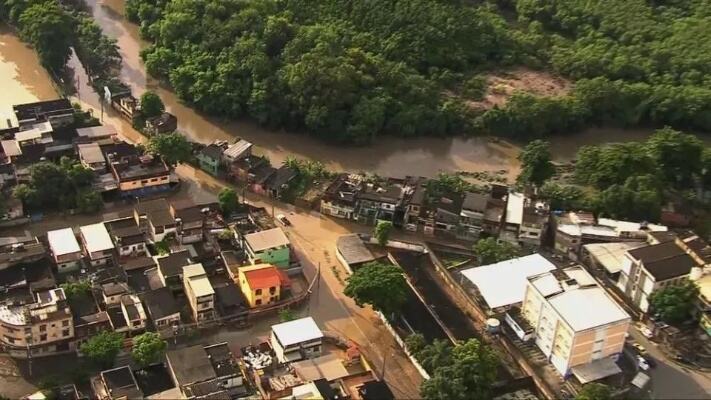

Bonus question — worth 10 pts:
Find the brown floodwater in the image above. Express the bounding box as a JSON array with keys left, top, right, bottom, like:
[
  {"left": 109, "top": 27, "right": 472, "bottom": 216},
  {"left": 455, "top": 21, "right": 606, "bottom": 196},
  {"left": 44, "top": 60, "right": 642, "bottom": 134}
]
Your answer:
[
  {"left": 0, "top": 26, "right": 57, "bottom": 109},
  {"left": 3, "top": 2, "right": 664, "bottom": 181}
]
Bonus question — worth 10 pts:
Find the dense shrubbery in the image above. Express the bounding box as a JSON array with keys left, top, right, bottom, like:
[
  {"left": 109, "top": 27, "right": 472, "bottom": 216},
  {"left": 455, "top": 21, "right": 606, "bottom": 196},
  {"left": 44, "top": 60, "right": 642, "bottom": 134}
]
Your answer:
[{"left": 125, "top": 0, "right": 711, "bottom": 142}]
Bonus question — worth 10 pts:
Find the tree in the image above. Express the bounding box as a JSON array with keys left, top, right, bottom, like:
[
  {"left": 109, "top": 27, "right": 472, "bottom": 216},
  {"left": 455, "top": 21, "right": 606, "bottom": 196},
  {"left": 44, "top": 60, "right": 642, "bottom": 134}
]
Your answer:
[
  {"left": 278, "top": 308, "right": 296, "bottom": 322},
  {"left": 649, "top": 282, "right": 700, "bottom": 325},
  {"left": 576, "top": 383, "right": 612, "bottom": 400},
  {"left": 473, "top": 237, "right": 519, "bottom": 265},
  {"left": 131, "top": 332, "right": 167, "bottom": 367},
  {"left": 344, "top": 262, "right": 408, "bottom": 317},
  {"left": 404, "top": 333, "right": 427, "bottom": 356},
  {"left": 140, "top": 91, "right": 165, "bottom": 119},
  {"left": 60, "top": 280, "right": 91, "bottom": 300},
  {"left": 154, "top": 239, "right": 170, "bottom": 255},
  {"left": 80, "top": 331, "right": 124, "bottom": 368},
  {"left": 517, "top": 140, "right": 555, "bottom": 187},
  {"left": 645, "top": 127, "right": 704, "bottom": 188},
  {"left": 146, "top": 132, "right": 192, "bottom": 165},
  {"left": 76, "top": 190, "right": 103, "bottom": 213},
  {"left": 416, "top": 339, "right": 453, "bottom": 373},
  {"left": 18, "top": 2, "right": 73, "bottom": 72},
  {"left": 539, "top": 182, "right": 590, "bottom": 211},
  {"left": 373, "top": 220, "right": 393, "bottom": 246},
  {"left": 420, "top": 338, "right": 498, "bottom": 400},
  {"left": 218, "top": 188, "right": 238, "bottom": 216}
]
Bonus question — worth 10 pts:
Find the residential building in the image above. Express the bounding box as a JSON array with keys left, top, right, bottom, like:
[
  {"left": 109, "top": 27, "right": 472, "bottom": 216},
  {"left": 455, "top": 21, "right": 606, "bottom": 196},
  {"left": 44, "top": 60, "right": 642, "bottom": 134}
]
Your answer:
[
  {"left": 249, "top": 163, "right": 277, "bottom": 195},
  {"left": 13, "top": 99, "right": 74, "bottom": 128},
  {"left": 243, "top": 227, "right": 291, "bottom": 268},
  {"left": 79, "top": 223, "right": 115, "bottom": 266},
  {"left": 77, "top": 143, "right": 107, "bottom": 172},
  {"left": 170, "top": 202, "right": 205, "bottom": 244},
  {"left": 581, "top": 242, "right": 646, "bottom": 281},
  {"left": 156, "top": 250, "right": 192, "bottom": 291},
  {"left": 133, "top": 199, "right": 176, "bottom": 243},
  {"left": 47, "top": 228, "right": 82, "bottom": 273},
  {"left": 501, "top": 191, "right": 525, "bottom": 244},
  {"left": 459, "top": 191, "right": 488, "bottom": 238},
  {"left": 320, "top": 174, "right": 360, "bottom": 220},
  {"left": 236, "top": 263, "right": 286, "bottom": 308},
  {"left": 336, "top": 234, "right": 375, "bottom": 273},
  {"left": 108, "top": 151, "right": 171, "bottom": 198},
  {"left": 403, "top": 177, "right": 426, "bottom": 229},
  {"left": 422, "top": 192, "right": 464, "bottom": 236},
  {"left": 270, "top": 317, "right": 323, "bottom": 363},
  {"left": 213, "top": 282, "right": 247, "bottom": 319},
  {"left": 104, "top": 88, "right": 139, "bottom": 121},
  {"left": 0, "top": 288, "right": 74, "bottom": 358},
  {"left": 166, "top": 342, "right": 247, "bottom": 399},
  {"left": 617, "top": 241, "right": 700, "bottom": 312},
  {"left": 230, "top": 155, "right": 270, "bottom": 183},
  {"left": 106, "top": 218, "right": 147, "bottom": 259},
  {"left": 221, "top": 139, "right": 252, "bottom": 166},
  {"left": 197, "top": 144, "right": 224, "bottom": 176},
  {"left": 519, "top": 200, "right": 550, "bottom": 246},
  {"left": 482, "top": 198, "right": 506, "bottom": 235},
  {"left": 183, "top": 263, "right": 216, "bottom": 324},
  {"left": 101, "top": 282, "right": 129, "bottom": 306},
  {"left": 265, "top": 165, "right": 297, "bottom": 199},
  {"left": 75, "top": 125, "right": 118, "bottom": 145},
  {"left": 143, "top": 287, "right": 181, "bottom": 330},
  {"left": 521, "top": 266, "right": 631, "bottom": 378},
  {"left": 91, "top": 365, "right": 143, "bottom": 400},
  {"left": 0, "top": 238, "right": 47, "bottom": 271},
  {"left": 144, "top": 112, "right": 177, "bottom": 135},
  {"left": 460, "top": 253, "right": 556, "bottom": 311},
  {"left": 120, "top": 294, "right": 147, "bottom": 334},
  {"left": 355, "top": 179, "right": 405, "bottom": 225}
]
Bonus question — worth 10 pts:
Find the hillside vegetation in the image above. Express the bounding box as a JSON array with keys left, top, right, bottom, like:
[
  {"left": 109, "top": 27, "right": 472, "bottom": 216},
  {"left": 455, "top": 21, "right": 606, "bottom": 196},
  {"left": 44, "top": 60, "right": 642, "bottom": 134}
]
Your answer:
[{"left": 127, "top": 0, "right": 711, "bottom": 143}]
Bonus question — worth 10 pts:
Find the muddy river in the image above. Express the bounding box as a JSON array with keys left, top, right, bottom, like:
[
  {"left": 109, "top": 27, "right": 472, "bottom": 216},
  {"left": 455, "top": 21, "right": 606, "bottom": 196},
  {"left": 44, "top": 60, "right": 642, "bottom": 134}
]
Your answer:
[{"left": 2, "top": 1, "right": 660, "bottom": 179}]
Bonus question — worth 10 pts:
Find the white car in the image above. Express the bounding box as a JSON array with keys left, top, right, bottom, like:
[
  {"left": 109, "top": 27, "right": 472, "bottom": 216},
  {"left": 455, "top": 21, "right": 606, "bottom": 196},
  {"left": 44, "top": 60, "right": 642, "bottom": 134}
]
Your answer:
[
  {"left": 637, "top": 356, "right": 650, "bottom": 371},
  {"left": 640, "top": 326, "right": 654, "bottom": 339},
  {"left": 276, "top": 214, "right": 292, "bottom": 226}
]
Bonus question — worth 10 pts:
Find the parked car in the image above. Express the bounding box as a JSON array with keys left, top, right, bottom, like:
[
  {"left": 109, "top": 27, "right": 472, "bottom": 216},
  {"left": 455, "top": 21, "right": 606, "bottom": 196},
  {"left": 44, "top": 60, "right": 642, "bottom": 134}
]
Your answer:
[
  {"left": 637, "top": 356, "right": 650, "bottom": 371},
  {"left": 644, "top": 357, "right": 657, "bottom": 369},
  {"left": 640, "top": 326, "right": 654, "bottom": 339},
  {"left": 632, "top": 343, "right": 646, "bottom": 354},
  {"left": 276, "top": 214, "right": 292, "bottom": 226}
]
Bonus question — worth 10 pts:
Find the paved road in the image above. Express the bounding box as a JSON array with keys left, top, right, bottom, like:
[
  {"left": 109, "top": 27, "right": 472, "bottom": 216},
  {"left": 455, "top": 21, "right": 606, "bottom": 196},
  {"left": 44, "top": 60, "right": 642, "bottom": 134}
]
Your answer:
[{"left": 628, "top": 328, "right": 711, "bottom": 399}]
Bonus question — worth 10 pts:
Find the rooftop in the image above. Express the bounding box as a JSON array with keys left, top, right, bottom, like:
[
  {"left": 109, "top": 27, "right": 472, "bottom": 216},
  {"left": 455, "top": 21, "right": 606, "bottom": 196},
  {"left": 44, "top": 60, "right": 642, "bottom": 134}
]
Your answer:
[
  {"left": 244, "top": 227, "right": 290, "bottom": 252},
  {"left": 460, "top": 254, "right": 556, "bottom": 309},
  {"left": 242, "top": 265, "right": 282, "bottom": 290},
  {"left": 167, "top": 345, "right": 216, "bottom": 385},
  {"left": 462, "top": 191, "right": 488, "bottom": 213},
  {"left": 77, "top": 142, "right": 105, "bottom": 164},
  {"left": 143, "top": 287, "right": 179, "bottom": 320},
  {"left": 548, "top": 286, "right": 630, "bottom": 332},
  {"left": 336, "top": 234, "right": 375, "bottom": 266},
  {"left": 505, "top": 192, "right": 525, "bottom": 225},
  {"left": 223, "top": 139, "right": 252, "bottom": 159},
  {"left": 272, "top": 317, "right": 323, "bottom": 347},
  {"left": 1, "top": 140, "right": 21, "bottom": 157},
  {"left": 200, "top": 143, "right": 224, "bottom": 160},
  {"left": 76, "top": 125, "right": 117, "bottom": 139},
  {"left": 148, "top": 208, "right": 176, "bottom": 227},
  {"left": 13, "top": 99, "right": 73, "bottom": 121},
  {"left": 644, "top": 253, "right": 697, "bottom": 281},
  {"left": 102, "top": 282, "right": 128, "bottom": 297},
  {"left": 584, "top": 242, "right": 647, "bottom": 274},
  {"left": 156, "top": 251, "right": 191, "bottom": 278},
  {"left": 267, "top": 165, "right": 297, "bottom": 190},
  {"left": 292, "top": 353, "right": 350, "bottom": 382},
  {"left": 184, "top": 263, "right": 214, "bottom": 297},
  {"left": 80, "top": 223, "right": 114, "bottom": 253},
  {"left": 101, "top": 366, "right": 143, "bottom": 399},
  {"left": 47, "top": 228, "right": 80, "bottom": 256}
]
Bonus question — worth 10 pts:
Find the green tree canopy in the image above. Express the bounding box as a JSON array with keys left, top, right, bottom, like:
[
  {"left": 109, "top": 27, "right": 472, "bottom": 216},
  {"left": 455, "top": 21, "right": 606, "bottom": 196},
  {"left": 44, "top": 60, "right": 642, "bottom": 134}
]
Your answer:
[
  {"left": 146, "top": 132, "right": 192, "bottom": 165},
  {"left": 517, "top": 140, "right": 555, "bottom": 187},
  {"left": 645, "top": 127, "right": 704, "bottom": 188},
  {"left": 18, "top": 1, "right": 73, "bottom": 72},
  {"left": 344, "top": 262, "right": 408, "bottom": 317},
  {"left": 416, "top": 339, "right": 453, "bottom": 374},
  {"left": 420, "top": 338, "right": 498, "bottom": 400},
  {"left": 80, "top": 331, "right": 124, "bottom": 368},
  {"left": 575, "top": 383, "right": 612, "bottom": 400},
  {"left": 131, "top": 332, "right": 167, "bottom": 367},
  {"left": 217, "top": 188, "right": 239, "bottom": 216},
  {"left": 649, "top": 281, "right": 700, "bottom": 325},
  {"left": 140, "top": 91, "right": 165, "bottom": 119},
  {"left": 473, "top": 237, "right": 519, "bottom": 265},
  {"left": 373, "top": 220, "right": 393, "bottom": 246},
  {"left": 404, "top": 333, "right": 427, "bottom": 356}
]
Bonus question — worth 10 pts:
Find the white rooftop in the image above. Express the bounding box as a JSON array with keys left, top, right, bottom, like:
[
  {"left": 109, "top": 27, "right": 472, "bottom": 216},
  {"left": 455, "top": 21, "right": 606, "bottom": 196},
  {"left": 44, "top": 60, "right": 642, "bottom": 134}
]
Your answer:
[
  {"left": 15, "top": 128, "right": 42, "bottom": 143},
  {"left": 1, "top": 140, "right": 21, "bottom": 157},
  {"left": 223, "top": 139, "right": 252, "bottom": 159},
  {"left": 76, "top": 125, "right": 117, "bottom": 138},
  {"left": 548, "top": 286, "right": 629, "bottom": 332},
  {"left": 271, "top": 317, "right": 323, "bottom": 347},
  {"left": 80, "top": 223, "right": 114, "bottom": 253},
  {"left": 597, "top": 218, "right": 667, "bottom": 233},
  {"left": 244, "top": 228, "right": 290, "bottom": 252},
  {"left": 461, "top": 253, "right": 556, "bottom": 309},
  {"left": 505, "top": 192, "right": 525, "bottom": 225},
  {"left": 47, "top": 228, "right": 81, "bottom": 256},
  {"left": 183, "top": 263, "right": 214, "bottom": 297},
  {"left": 583, "top": 242, "right": 647, "bottom": 274}
]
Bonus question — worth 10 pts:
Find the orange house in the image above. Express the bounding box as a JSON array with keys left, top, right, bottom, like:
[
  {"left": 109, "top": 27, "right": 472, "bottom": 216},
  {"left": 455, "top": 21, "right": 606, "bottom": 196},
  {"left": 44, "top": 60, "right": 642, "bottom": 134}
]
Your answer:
[{"left": 236, "top": 264, "right": 290, "bottom": 308}]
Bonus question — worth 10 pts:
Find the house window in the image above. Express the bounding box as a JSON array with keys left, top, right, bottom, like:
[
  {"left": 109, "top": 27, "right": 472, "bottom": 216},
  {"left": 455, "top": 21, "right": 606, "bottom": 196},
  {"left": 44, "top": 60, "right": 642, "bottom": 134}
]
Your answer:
[
  {"left": 4, "top": 336, "right": 15, "bottom": 344},
  {"left": 151, "top": 178, "right": 158, "bottom": 182},
  {"left": 270, "top": 296, "right": 278, "bottom": 302},
  {"left": 141, "top": 180, "right": 148, "bottom": 184},
  {"left": 39, "top": 334, "right": 47, "bottom": 342},
  {"left": 269, "top": 287, "right": 276, "bottom": 294},
  {"left": 255, "top": 299, "right": 262, "bottom": 306},
  {"left": 255, "top": 289, "right": 262, "bottom": 296},
  {"left": 39, "top": 325, "right": 46, "bottom": 332},
  {"left": 133, "top": 321, "right": 141, "bottom": 327},
  {"left": 62, "top": 320, "right": 69, "bottom": 327},
  {"left": 157, "top": 319, "right": 166, "bottom": 326},
  {"left": 62, "top": 329, "right": 70, "bottom": 337}
]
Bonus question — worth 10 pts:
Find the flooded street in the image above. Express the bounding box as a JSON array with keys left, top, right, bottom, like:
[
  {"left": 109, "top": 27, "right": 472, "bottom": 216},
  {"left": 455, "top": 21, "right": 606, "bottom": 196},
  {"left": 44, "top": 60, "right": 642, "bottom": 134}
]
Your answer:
[{"left": 3, "top": 2, "right": 660, "bottom": 180}]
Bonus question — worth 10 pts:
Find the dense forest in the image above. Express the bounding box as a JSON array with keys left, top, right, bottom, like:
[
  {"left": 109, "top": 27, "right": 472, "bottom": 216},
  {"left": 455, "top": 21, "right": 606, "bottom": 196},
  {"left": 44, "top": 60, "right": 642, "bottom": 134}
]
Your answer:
[{"left": 124, "top": 0, "right": 711, "bottom": 143}]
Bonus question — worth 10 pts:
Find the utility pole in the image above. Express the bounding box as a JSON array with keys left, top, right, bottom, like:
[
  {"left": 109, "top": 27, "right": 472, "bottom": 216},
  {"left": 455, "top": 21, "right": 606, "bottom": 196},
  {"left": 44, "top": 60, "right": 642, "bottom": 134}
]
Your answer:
[{"left": 76, "top": 74, "right": 81, "bottom": 102}]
